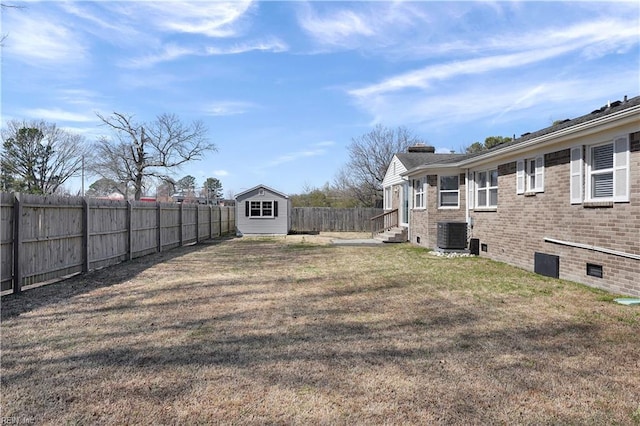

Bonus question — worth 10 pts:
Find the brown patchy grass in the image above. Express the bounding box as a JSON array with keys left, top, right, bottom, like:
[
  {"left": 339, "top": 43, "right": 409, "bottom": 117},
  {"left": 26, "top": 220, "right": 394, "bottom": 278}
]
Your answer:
[{"left": 1, "top": 234, "right": 639, "bottom": 425}]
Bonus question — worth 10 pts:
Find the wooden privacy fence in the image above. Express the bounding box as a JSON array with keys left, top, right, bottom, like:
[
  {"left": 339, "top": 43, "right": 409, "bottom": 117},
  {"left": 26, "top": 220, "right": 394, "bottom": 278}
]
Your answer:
[
  {"left": 0, "top": 193, "right": 236, "bottom": 295},
  {"left": 290, "top": 207, "right": 383, "bottom": 233}
]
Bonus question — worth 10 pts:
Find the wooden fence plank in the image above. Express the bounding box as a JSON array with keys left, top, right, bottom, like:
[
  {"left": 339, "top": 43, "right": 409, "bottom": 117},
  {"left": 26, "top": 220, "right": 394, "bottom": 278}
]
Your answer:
[
  {"left": 12, "top": 193, "right": 22, "bottom": 293},
  {"left": 290, "top": 207, "right": 382, "bottom": 232},
  {"left": 0, "top": 194, "right": 237, "bottom": 295},
  {"left": 0, "top": 193, "right": 14, "bottom": 291}
]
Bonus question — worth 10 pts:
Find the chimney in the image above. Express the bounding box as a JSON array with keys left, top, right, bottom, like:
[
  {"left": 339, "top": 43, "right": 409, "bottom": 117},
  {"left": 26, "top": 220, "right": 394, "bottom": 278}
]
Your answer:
[{"left": 407, "top": 143, "right": 436, "bottom": 153}]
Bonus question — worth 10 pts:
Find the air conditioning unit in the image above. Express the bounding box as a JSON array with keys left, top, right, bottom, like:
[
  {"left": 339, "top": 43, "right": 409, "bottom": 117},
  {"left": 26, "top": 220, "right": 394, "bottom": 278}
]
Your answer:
[{"left": 437, "top": 222, "right": 468, "bottom": 249}]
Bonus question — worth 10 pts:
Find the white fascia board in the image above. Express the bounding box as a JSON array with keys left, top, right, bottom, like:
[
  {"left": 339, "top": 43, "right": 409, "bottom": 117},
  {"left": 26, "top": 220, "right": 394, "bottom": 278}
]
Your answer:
[{"left": 402, "top": 165, "right": 464, "bottom": 177}]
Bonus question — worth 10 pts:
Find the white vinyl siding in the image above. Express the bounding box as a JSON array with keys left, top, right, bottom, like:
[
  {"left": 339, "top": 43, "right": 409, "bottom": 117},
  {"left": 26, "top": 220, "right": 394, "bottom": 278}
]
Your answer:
[
  {"left": 439, "top": 175, "right": 459, "bottom": 208},
  {"left": 585, "top": 136, "right": 629, "bottom": 202}
]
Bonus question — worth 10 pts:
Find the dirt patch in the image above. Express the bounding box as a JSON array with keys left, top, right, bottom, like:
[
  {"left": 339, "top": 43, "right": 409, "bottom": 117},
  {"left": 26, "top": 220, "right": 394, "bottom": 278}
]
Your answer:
[{"left": 1, "top": 236, "right": 638, "bottom": 424}]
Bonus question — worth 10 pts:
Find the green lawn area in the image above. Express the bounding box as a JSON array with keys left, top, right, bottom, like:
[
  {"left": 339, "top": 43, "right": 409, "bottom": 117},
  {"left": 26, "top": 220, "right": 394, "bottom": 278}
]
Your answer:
[{"left": 1, "top": 234, "right": 639, "bottom": 425}]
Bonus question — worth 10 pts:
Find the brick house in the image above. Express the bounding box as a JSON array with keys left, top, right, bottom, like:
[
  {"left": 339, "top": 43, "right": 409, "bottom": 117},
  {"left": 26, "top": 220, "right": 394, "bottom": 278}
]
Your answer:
[
  {"left": 383, "top": 96, "right": 640, "bottom": 296},
  {"left": 381, "top": 144, "right": 464, "bottom": 241}
]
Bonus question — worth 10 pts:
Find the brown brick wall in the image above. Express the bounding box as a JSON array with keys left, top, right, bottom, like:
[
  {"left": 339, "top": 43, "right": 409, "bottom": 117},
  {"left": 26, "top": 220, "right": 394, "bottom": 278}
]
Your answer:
[
  {"left": 470, "top": 131, "right": 640, "bottom": 296},
  {"left": 411, "top": 173, "right": 467, "bottom": 248}
]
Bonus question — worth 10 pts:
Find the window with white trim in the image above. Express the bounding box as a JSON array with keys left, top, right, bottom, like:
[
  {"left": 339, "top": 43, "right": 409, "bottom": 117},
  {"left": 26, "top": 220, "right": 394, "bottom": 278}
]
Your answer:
[
  {"left": 246, "top": 200, "right": 277, "bottom": 218},
  {"left": 476, "top": 169, "right": 498, "bottom": 208},
  {"left": 516, "top": 156, "right": 544, "bottom": 194},
  {"left": 439, "top": 175, "right": 459, "bottom": 208},
  {"left": 582, "top": 135, "right": 630, "bottom": 202},
  {"left": 413, "top": 177, "right": 425, "bottom": 209},
  {"left": 384, "top": 187, "right": 392, "bottom": 209}
]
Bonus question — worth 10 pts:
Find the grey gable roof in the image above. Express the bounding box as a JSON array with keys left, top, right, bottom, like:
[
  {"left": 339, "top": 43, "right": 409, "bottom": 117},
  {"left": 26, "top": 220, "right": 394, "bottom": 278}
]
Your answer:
[
  {"left": 235, "top": 184, "right": 289, "bottom": 199},
  {"left": 395, "top": 152, "right": 465, "bottom": 170},
  {"left": 403, "top": 94, "right": 640, "bottom": 176},
  {"left": 465, "top": 94, "right": 640, "bottom": 160}
]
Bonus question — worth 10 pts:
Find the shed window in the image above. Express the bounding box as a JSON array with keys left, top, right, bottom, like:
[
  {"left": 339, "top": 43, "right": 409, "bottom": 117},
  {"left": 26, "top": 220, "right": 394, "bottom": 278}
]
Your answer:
[{"left": 246, "top": 200, "right": 278, "bottom": 218}]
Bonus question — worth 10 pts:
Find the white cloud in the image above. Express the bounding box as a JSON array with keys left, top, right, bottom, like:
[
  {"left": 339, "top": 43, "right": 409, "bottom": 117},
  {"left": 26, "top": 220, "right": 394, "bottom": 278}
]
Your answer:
[
  {"left": 267, "top": 149, "right": 326, "bottom": 167},
  {"left": 349, "top": 47, "right": 572, "bottom": 99},
  {"left": 213, "top": 170, "right": 230, "bottom": 177},
  {"left": 314, "top": 141, "right": 336, "bottom": 147},
  {"left": 21, "top": 108, "right": 95, "bottom": 123},
  {"left": 124, "top": 1, "right": 254, "bottom": 38},
  {"left": 124, "top": 38, "right": 287, "bottom": 68},
  {"left": 204, "top": 38, "right": 288, "bottom": 55},
  {"left": 123, "top": 44, "right": 199, "bottom": 69},
  {"left": 204, "top": 101, "right": 257, "bottom": 117},
  {"left": 58, "top": 2, "right": 143, "bottom": 46},
  {"left": 353, "top": 68, "right": 639, "bottom": 133},
  {"left": 347, "top": 15, "right": 640, "bottom": 130},
  {"left": 297, "top": 2, "right": 429, "bottom": 50},
  {"left": 298, "top": 8, "right": 375, "bottom": 46},
  {"left": 3, "top": 10, "right": 88, "bottom": 66}
]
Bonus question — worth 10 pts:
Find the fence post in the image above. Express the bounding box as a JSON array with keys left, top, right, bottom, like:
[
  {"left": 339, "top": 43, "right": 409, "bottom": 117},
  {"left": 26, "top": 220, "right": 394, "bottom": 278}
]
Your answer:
[
  {"left": 195, "top": 204, "right": 200, "bottom": 243},
  {"left": 127, "top": 200, "right": 133, "bottom": 260},
  {"left": 157, "top": 202, "right": 162, "bottom": 253},
  {"left": 209, "top": 205, "right": 212, "bottom": 239},
  {"left": 82, "top": 197, "right": 90, "bottom": 273},
  {"left": 12, "top": 192, "right": 22, "bottom": 294},
  {"left": 179, "top": 202, "right": 184, "bottom": 246}
]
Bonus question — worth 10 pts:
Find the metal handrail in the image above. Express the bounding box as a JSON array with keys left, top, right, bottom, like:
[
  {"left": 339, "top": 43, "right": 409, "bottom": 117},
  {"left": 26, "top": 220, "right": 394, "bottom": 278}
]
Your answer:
[{"left": 370, "top": 209, "right": 399, "bottom": 238}]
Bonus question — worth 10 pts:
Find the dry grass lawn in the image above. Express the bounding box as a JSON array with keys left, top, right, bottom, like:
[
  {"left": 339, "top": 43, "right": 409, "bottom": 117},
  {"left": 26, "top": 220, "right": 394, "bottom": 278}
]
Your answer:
[{"left": 1, "top": 233, "right": 639, "bottom": 425}]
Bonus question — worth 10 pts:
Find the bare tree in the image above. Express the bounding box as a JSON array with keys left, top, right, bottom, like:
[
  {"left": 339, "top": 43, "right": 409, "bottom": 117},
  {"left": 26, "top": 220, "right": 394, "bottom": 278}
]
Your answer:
[
  {"left": 92, "top": 112, "right": 215, "bottom": 200},
  {"left": 334, "top": 124, "right": 423, "bottom": 206},
  {"left": 1, "top": 3, "right": 25, "bottom": 46},
  {"left": 1, "top": 120, "right": 90, "bottom": 195}
]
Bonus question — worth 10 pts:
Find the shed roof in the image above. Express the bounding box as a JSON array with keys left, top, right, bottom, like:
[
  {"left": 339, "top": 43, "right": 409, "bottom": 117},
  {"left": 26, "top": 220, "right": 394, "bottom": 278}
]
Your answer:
[{"left": 235, "top": 184, "right": 289, "bottom": 200}]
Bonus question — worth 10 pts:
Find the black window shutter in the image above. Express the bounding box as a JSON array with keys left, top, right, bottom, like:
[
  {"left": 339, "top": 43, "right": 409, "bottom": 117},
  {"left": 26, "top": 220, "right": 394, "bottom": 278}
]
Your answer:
[
  {"left": 245, "top": 201, "right": 249, "bottom": 217},
  {"left": 274, "top": 201, "right": 278, "bottom": 217}
]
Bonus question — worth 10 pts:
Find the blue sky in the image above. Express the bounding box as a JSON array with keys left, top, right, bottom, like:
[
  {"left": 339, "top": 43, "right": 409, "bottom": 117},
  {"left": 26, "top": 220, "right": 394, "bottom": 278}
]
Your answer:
[{"left": 2, "top": 1, "right": 639, "bottom": 197}]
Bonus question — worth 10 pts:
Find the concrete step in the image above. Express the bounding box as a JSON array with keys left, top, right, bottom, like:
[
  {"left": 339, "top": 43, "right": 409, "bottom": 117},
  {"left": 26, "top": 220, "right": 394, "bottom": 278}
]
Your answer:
[{"left": 375, "top": 227, "right": 407, "bottom": 243}]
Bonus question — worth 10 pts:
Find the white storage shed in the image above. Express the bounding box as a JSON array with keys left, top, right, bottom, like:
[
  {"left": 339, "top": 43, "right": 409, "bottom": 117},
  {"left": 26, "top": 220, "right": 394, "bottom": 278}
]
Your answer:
[{"left": 235, "top": 184, "right": 291, "bottom": 235}]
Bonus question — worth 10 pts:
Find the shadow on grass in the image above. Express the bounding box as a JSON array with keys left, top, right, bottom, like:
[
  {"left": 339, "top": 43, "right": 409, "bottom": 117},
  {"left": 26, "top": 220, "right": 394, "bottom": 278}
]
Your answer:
[
  {"left": 3, "top": 238, "right": 637, "bottom": 425},
  {"left": 0, "top": 237, "right": 234, "bottom": 321}
]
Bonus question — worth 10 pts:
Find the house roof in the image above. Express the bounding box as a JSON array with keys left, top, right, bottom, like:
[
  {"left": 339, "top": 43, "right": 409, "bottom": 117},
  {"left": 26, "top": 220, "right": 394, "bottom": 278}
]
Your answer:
[
  {"left": 465, "top": 94, "right": 640, "bottom": 160},
  {"left": 235, "top": 184, "right": 289, "bottom": 200},
  {"left": 395, "top": 152, "right": 464, "bottom": 170},
  {"left": 403, "top": 94, "right": 640, "bottom": 176}
]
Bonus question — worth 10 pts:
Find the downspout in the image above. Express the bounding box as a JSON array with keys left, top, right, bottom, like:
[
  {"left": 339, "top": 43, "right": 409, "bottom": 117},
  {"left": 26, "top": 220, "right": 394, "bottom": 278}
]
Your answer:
[
  {"left": 403, "top": 176, "right": 411, "bottom": 243},
  {"left": 465, "top": 168, "right": 472, "bottom": 244},
  {"left": 465, "top": 168, "right": 471, "bottom": 225}
]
